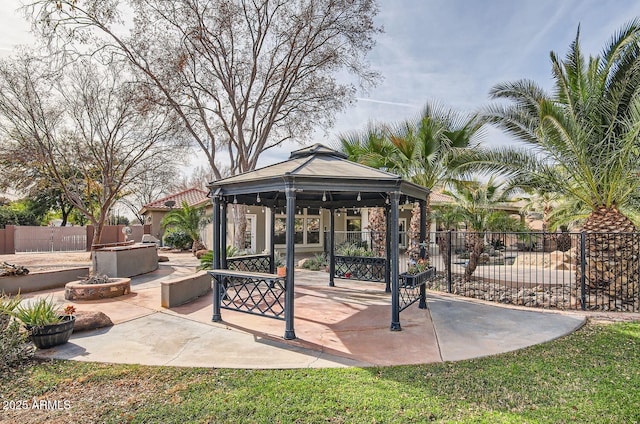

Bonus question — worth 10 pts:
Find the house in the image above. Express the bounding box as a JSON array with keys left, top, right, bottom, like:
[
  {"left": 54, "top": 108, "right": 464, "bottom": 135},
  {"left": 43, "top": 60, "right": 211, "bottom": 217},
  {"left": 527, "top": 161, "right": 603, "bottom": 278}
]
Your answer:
[
  {"left": 139, "top": 188, "right": 209, "bottom": 244},
  {"left": 140, "top": 185, "right": 459, "bottom": 254}
]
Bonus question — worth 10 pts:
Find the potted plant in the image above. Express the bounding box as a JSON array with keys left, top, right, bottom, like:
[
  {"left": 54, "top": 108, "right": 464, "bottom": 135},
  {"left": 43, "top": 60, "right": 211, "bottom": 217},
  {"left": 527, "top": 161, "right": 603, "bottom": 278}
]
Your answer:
[
  {"left": 400, "top": 258, "right": 435, "bottom": 287},
  {"left": 274, "top": 252, "right": 286, "bottom": 277},
  {"left": 15, "top": 297, "right": 76, "bottom": 349}
]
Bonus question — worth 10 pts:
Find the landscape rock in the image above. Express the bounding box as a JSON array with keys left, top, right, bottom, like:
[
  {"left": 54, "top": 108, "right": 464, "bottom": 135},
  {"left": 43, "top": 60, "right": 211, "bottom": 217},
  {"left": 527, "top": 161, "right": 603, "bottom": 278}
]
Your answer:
[
  {"left": 73, "top": 311, "right": 113, "bottom": 332},
  {"left": 195, "top": 250, "right": 208, "bottom": 259}
]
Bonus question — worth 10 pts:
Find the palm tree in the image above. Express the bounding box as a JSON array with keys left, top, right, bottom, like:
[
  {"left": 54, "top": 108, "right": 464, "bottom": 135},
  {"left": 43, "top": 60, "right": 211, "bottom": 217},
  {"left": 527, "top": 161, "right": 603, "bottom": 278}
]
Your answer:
[
  {"left": 444, "top": 177, "right": 516, "bottom": 281},
  {"left": 454, "top": 20, "right": 640, "bottom": 303},
  {"left": 339, "top": 102, "right": 484, "bottom": 258},
  {"left": 161, "top": 201, "right": 207, "bottom": 254},
  {"left": 431, "top": 204, "right": 465, "bottom": 278}
]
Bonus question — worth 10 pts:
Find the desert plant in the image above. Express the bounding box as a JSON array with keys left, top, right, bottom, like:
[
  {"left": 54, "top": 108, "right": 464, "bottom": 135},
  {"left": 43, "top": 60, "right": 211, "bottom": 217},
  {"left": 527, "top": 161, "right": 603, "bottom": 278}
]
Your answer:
[
  {"left": 273, "top": 251, "right": 285, "bottom": 268},
  {"left": 0, "top": 318, "right": 34, "bottom": 373},
  {"left": 15, "top": 297, "right": 62, "bottom": 328},
  {"left": 0, "top": 291, "right": 21, "bottom": 330},
  {"left": 197, "top": 246, "right": 252, "bottom": 270},
  {"left": 301, "top": 254, "right": 328, "bottom": 271},
  {"left": 336, "top": 243, "right": 376, "bottom": 257},
  {"left": 163, "top": 230, "right": 193, "bottom": 250}
]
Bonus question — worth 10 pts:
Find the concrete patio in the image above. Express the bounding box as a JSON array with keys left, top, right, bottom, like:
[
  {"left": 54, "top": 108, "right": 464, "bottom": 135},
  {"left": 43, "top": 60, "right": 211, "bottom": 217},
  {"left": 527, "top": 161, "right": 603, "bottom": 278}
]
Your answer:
[{"left": 16, "top": 252, "right": 586, "bottom": 369}]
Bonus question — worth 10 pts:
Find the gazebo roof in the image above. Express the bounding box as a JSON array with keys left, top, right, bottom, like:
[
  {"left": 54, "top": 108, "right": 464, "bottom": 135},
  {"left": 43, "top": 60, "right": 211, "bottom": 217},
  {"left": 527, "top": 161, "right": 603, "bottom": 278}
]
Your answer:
[{"left": 208, "top": 143, "right": 429, "bottom": 208}]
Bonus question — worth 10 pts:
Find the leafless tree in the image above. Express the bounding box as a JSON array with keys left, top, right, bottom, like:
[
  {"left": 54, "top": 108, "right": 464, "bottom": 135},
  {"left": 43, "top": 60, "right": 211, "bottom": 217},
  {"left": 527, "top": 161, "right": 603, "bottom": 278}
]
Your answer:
[
  {"left": 0, "top": 53, "right": 187, "bottom": 245},
  {"left": 169, "top": 164, "right": 221, "bottom": 193},
  {"left": 117, "top": 156, "right": 183, "bottom": 225},
  {"left": 25, "top": 0, "right": 381, "bottom": 178}
]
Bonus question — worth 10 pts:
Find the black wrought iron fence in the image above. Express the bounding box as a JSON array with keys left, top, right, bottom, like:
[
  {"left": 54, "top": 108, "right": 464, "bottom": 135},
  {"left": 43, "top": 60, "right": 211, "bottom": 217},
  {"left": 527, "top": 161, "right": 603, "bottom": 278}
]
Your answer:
[{"left": 426, "top": 230, "right": 640, "bottom": 312}]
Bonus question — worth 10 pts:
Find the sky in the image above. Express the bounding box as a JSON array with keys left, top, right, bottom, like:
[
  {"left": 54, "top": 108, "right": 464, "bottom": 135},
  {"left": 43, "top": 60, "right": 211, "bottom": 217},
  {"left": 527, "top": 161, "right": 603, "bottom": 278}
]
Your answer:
[{"left": 2, "top": 0, "right": 640, "bottom": 170}]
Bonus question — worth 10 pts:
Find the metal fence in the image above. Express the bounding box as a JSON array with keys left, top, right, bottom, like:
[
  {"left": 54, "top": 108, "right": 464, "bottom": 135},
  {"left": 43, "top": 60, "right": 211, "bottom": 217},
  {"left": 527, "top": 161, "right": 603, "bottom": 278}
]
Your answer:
[
  {"left": 318, "top": 229, "right": 640, "bottom": 312},
  {"left": 426, "top": 230, "right": 640, "bottom": 312}
]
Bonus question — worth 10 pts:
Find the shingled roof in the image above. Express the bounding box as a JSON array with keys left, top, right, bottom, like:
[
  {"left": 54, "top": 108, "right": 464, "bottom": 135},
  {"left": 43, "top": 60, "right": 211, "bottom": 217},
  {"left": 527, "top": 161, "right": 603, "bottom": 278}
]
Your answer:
[
  {"left": 139, "top": 188, "right": 209, "bottom": 214},
  {"left": 208, "top": 143, "right": 429, "bottom": 208}
]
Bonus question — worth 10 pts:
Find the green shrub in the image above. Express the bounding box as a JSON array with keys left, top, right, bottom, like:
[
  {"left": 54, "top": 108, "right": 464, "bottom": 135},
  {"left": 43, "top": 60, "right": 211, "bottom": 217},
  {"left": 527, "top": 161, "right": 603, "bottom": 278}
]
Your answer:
[
  {"left": 302, "top": 254, "right": 327, "bottom": 271},
  {"left": 163, "top": 230, "right": 193, "bottom": 250},
  {"left": 197, "top": 246, "right": 248, "bottom": 270},
  {"left": 336, "top": 243, "right": 376, "bottom": 257}
]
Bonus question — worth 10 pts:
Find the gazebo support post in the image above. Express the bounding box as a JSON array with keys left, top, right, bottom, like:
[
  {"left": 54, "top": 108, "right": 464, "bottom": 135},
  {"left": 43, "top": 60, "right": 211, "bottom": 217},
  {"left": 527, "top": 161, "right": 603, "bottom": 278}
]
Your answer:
[
  {"left": 212, "top": 196, "right": 222, "bottom": 322},
  {"left": 419, "top": 199, "right": 427, "bottom": 260},
  {"left": 329, "top": 208, "right": 335, "bottom": 287},
  {"left": 269, "top": 206, "right": 276, "bottom": 274},
  {"left": 418, "top": 198, "right": 427, "bottom": 310},
  {"left": 389, "top": 191, "right": 401, "bottom": 331},
  {"left": 384, "top": 207, "right": 391, "bottom": 293},
  {"left": 284, "top": 185, "right": 297, "bottom": 340},
  {"left": 221, "top": 202, "right": 228, "bottom": 269}
]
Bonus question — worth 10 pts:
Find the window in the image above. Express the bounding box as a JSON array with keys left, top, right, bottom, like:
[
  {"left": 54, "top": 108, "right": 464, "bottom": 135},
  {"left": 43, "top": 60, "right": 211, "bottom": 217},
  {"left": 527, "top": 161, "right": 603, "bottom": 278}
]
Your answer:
[
  {"left": 347, "top": 208, "right": 361, "bottom": 233},
  {"left": 346, "top": 218, "right": 361, "bottom": 232},
  {"left": 307, "top": 218, "right": 320, "bottom": 244},
  {"left": 274, "top": 209, "right": 322, "bottom": 246}
]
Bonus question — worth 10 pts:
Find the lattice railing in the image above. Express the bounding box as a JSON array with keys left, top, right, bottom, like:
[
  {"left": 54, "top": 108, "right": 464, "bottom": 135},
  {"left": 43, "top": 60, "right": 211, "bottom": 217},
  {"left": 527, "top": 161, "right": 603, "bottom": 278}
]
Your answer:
[
  {"left": 334, "top": 255, "right": 386, "bottom": 282},
  {"left": 226, "top": 254, "right": 271, "bottom": 273},
  {"left": 217, "top": 274, "right": 285, "bottom": 320}
]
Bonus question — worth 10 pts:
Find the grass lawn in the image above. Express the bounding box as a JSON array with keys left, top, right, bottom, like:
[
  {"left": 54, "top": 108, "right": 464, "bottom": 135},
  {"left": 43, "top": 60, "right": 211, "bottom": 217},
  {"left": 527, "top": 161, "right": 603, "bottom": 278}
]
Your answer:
[{"left": 1, "top": 321, "right": 639, "bottom": 423}]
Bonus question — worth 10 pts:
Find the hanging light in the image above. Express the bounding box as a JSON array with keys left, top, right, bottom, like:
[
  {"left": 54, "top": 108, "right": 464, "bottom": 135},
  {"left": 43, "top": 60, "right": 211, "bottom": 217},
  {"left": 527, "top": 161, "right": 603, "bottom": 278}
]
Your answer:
[
  {"left": 385, "top": 196, "right": 390, "bottom": 205},
  {"left": 405, "top": 196, "right": 410, "bottom": 205},
  {"left": 256, "top": 193, "right": 261, "bottom": 203},
  {"left": 233, "top": 196, "right": 238, "bottom": 204},
  {"left": 322, "top": 191, "right": 327, "bottom": 202},
  {"left": 357, "top": 192, "right": 361, "bottom": 201}
]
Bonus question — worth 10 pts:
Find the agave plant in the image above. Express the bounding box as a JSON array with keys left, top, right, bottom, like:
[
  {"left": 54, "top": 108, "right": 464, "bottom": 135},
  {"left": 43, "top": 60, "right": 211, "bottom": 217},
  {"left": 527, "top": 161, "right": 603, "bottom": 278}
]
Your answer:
[{"left": 14, "top": 297, "right": 62, "bottom": 328}]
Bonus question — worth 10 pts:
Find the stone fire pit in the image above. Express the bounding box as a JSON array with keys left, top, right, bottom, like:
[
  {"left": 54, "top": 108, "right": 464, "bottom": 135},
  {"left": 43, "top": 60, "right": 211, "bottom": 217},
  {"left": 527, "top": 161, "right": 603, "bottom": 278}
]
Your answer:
[{"left": 64, "top": 277, "right": 131, "bottom": 301}]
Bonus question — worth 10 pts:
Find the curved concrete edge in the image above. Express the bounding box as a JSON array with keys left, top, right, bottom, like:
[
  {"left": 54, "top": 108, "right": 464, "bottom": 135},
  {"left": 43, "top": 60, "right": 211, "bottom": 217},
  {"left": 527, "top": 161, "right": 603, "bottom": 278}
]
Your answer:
[
  {"left": 36, "top": 312, "right": 371, "bottom": 369},
  {"left": 427, "top": 293, "right": 586, "bottom": 362}
]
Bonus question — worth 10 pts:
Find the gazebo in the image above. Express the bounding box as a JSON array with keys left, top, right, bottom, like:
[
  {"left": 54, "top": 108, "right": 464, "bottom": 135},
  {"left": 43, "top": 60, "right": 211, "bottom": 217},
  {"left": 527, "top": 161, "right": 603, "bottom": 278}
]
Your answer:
[{"left": 207, "top": 144, "right": 430, "bottom": 339}]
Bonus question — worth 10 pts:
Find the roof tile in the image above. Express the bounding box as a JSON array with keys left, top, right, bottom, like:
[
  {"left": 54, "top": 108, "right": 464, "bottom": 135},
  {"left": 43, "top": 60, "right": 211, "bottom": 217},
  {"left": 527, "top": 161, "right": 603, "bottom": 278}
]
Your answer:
[{"left": 141, "top": 188, "right": 209, "bottom": 212}]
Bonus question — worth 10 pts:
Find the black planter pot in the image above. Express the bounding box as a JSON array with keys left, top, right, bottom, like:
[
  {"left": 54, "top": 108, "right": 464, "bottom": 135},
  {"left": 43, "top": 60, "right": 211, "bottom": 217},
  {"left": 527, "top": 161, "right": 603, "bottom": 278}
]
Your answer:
[
  {"left": 28, "top": 316, "right": 75, "bottom": 349},
  {"left": 400, "top": 266, "right": 436, "bottom": 288}
]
